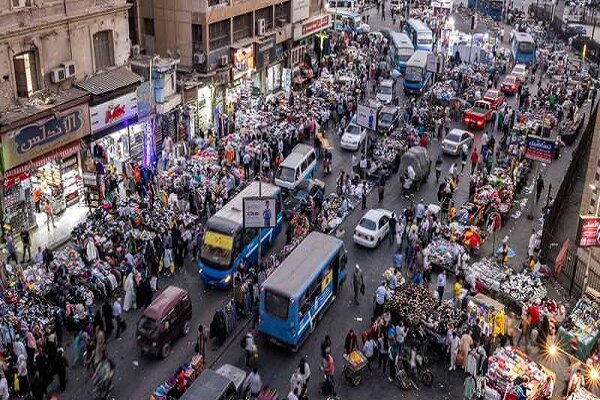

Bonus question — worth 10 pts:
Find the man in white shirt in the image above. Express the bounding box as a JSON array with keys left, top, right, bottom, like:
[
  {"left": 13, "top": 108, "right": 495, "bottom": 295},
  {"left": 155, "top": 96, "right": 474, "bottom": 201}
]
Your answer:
[
  {"left": 437, "top": 271, "right": 447, "bottom": 306},
  {"left": 374, "top": 282, "right": 389, "bottom": 317},
  {"left": 113, "top": 298, "right": 123, "bottom": 339},
  {"left": 245, "top": 368, "right": 262, "bottom": 397},
  {"left": 362, "top": 337, "right": 376, "bottom": 371},
  {"left": 288, "top": 388, "right": 299, "bottom": 400}
]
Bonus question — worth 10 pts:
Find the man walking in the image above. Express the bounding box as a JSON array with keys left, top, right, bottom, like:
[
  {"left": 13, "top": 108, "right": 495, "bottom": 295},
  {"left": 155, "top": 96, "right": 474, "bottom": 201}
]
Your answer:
[
  {"left": 352, "top": 265, "right": 364, "bottom": 305},
  {"left": 113, "top": 297, "right": 124, "bottom": 339},
  {"left": 437, "top": 270, "right": 447, "bottom": 306},
  {"left": 470, "top": 149, "right": 479, "bottom": 174},
  {"left": 20, "top": 229, "right": 31, "bottom": 263},
  {"left": 535, "top": 174, "right": 545, "bottom": 203},
  {"left": 388, "top": 213, "right": 397, "bottom": 245}
]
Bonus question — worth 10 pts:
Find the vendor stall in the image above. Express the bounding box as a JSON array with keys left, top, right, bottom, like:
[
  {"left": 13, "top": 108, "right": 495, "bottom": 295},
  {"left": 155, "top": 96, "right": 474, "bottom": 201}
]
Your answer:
[
  {"left": 558, "top": 289, "right": 600, "bottom": 361},
  {"left": 466, "top": 293, "right": 508, "bottom": 340},
  {"left": 385, "top": 283, "right": 437, "bottom": 327},
  {"left": 568, "top": 387, "right": 600, "bottom": 400}
]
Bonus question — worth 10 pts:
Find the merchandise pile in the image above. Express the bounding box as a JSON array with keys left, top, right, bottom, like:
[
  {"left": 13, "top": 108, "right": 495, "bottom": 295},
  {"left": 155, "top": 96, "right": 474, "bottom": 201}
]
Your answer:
[
  {"left": 498, "top": 271, "right": 547, "bottom": 305},
  {"left": 558, "top": 295, "right": 600, "bottom": 360},
  {"left": 466, "top": 258, "right": 512, "bottom": 292},
  {"left": 385, "top": 284, "right": 437, "bottom": 327},
  {"left": 424, "top": 300, "right": 468, "bottom": 336},
  {"left": 426, "top": 238, "right": 464, "bottom": 271}
]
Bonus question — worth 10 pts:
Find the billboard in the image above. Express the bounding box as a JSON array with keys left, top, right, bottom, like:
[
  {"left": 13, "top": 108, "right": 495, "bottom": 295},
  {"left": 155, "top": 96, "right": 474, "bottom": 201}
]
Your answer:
[
  {"left": 243, "top": 196, "right": 277, "bottom": 228},
  {"left": 356, "top": 104, "right": 378, "bottom": 130},
  {"left": 577, "top": 216, "right": 600, "bottom": 247},
  {"left": 525, "top": 135, "right": 555, "bottom": 163}
]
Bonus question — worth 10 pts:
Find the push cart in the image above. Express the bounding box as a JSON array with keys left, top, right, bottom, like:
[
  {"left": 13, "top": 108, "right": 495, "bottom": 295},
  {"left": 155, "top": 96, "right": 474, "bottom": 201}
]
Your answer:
[{"left": 342, "top": 350, "right": 368, "bottom": 386}]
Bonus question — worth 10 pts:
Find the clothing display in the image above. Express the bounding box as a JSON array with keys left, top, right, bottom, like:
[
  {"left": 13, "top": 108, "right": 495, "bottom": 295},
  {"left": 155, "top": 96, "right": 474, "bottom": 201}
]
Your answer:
[
  {"left": 568, "top": 387, "right": 600, "bottom": 400},
  {"left": 559, "top": 294, "right": 600, "bottom": 360}
]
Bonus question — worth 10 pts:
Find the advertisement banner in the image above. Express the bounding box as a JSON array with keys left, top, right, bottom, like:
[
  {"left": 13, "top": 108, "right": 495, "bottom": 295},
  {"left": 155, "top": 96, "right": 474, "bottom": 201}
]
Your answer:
[
  {"left": 232, "top": 46, "right": 255, "bottom": 81},
  {"left": 293, "top": 14, "right": 331, "bottom": 41},
  {"left": 577, "top": 216, "right": 600, "bottom": 247},
  {"left": 525, "top": 135, "right": 555, "bottom": 163},
  {"left": 90, "top": 91, "right": 138, "bottom": 134},
  {"left": 2, "top": 103, "right": 90, "bottom": 171},
  {"left": 243, "top": 196, "right": 277, "bottom": 228},
  {"left": 356, "top": 104, "right": 378, "bottom": 130},
  {"left": 292, "top": 0, "right": 310, "bottom": 23},
  {"left": 282, "top": 68, "right": 292, "bottom": 91}
]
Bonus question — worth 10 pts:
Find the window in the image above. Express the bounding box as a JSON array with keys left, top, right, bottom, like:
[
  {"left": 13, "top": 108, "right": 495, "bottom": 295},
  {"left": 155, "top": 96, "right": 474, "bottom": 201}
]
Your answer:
[
  {"left": 209, "top": 20, "right": 231, "bottom": 51},
  {"left": 274, "top": 1, "right": 291, "bottom": 22},
  {"left": 256, "top": 6, "right": 274, "bottom": 30},
  {"left": 301, "top": 159, "right": 308, "bottom": 172},
  {"left": 233, "top": 13, "right": 253, "bottom": 42},
  {"left": 379, "top": 216, "right": 388, "bottom": 229},
  {"left": 11, "top": 0, "right": 32, "bottom": 8},
  {"left": 93, "top": 30, "right": 115, "bottom": 71},
  {"left": 265, "top": 290, "right": 289, "bottom": 320},
  {"left": 192, "top": 24, "right": 203, "bottom": 52},
  {"left": 13, "top": 51, "right": 39, "bottom": 98},
  {"left": 144, "top": 18, "right": 155, "bottom": 36},
  {"left": 307, "top": 152, "right": 316, "bottom": 165}
]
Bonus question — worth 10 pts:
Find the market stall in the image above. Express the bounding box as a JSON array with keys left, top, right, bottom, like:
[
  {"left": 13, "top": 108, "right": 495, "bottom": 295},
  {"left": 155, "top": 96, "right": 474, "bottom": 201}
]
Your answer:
[
  {"left": 466, "top": 293, "right": 508, "bottom": 340},
  {"left": 385, "top": 283, "right": 437, "bottom": 327},
  {"left": 568, "top": 387, "right": 600, "bottom": 400},
  {"left": 558, "top": 289, "right": 600, "bottom": 361}
]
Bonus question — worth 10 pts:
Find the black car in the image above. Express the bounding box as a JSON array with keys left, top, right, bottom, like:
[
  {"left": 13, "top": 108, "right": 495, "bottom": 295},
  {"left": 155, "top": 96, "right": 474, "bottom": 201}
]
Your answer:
[
  {"left": 378, "top": 106, "right": 400, "bottom": 135},
  {"left": 283, "top": 179, "right": 326, "bottom": 219}
]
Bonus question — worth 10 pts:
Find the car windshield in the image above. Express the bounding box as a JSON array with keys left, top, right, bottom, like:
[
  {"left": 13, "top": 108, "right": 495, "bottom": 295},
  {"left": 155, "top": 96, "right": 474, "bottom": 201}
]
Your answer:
[
  {"left": 293, "top": 188, "right": 309, "bottom": 200},
  {"left": 359, "top": 218, "right": 377, "bottom": 230},
  {"left": 518, "top": 42, "right": 534, "bottom": 54},
  {"left": 513, "top": 66, "right": 524, "bottom": 74},
  {"left": 380, "top": 113, "right": 394, "bottom": 123},
  {"left": 379, "top": 86, "right": 393, "bottom": 95},
  {"left": 346, "top": 124, "right": 361, "bottom": 136},
  {"left": 200, "top": 231, "right": 233, "bottom": 270},
  {"left": 265, "top": 290, "right": 289, "bottom": 320},
  {"left": 138, "top": 317, "right": 157, "bottom": 335},
  {"left": 277, "top": 166, "right": 296, "bottom": 182},
  {"left": 505, "top": 77, "right": 516, "bottom": 83},
  {"left": 397, "top": 51, "right": 412, "bottom": 61},
  {"left": 485, "top": 91, "right": 497, "bottom": 99},
  {"left": 405, "top": 66, "right": 422, "bottom": 82},
  {"left": 446, "top": 132, "right": 461, "bottom": 142}
]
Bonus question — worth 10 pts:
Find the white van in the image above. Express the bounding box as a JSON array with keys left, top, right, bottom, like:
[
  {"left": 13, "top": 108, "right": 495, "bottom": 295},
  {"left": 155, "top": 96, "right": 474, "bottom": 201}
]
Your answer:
[
  {"left": 275, "top": 143, "right": 317, "bottom": 190},
  {"left": 376, "top": 80, "right": 395, "bottom": 104}
]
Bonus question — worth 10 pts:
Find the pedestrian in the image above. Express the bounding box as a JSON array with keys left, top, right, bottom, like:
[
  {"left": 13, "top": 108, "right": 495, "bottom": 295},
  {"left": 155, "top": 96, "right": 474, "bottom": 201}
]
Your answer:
[
  {"left": 243, "top": 368, "right": 262, "bottom": 398},
  {"left": 435, "top": 155, "right": 443, "bottom": 182},
  {"left": 20, "top": 229, "right": 31, "bottom": 263},
  {"left": 42, "top": 199, "right": 56, "bottom": 231},
  {"left": 449, "top": 331, "right": 460, "bottom": 371},
  {"left": 5, "top": 237, "right": 17, "bottom": 264},
  {"left": 113, "top": 297, "right": 124, "bottom": 339},
  {"left": 377, "top": 332, "right": 389, "bottom": 374},
  {"left": 17, "top": 354, "right": 28, "bottom": 396},
  {"left": 352, "top": 264, "right": 364, "bottom": 305},
  {"left": 395, "top": 321, "right": 407, "bottom": 356},
  {"left": 196, "top": 324, "right": 207, "bottom": 359},
  {"left": 56, "top": 347, "right": 68, "bottom": 392},
  {"left": 568, "top": 369, "right": 585, "bottom": 395},
  {"left": 528, "top": 229, "right": 538, "bottom": 261},
  {"left": 344, "top": 329, "right": 359, "bottom": 355},
  {"left": 0, "top": 372, "right": 8, "bottom": 400},
  {"left": 378, "top": 175, "right": 385, "bottom": 202},
  {"left": 437, "top": 270, "right": 447, "bottom": 306},
  {"left": 470, "top": 149, "right": 479, "bottom": 174},
  {"left": 244, "top": 331, "right": 255, "bottom": 367},
  {"left": 102, "top": 299, "right": 114, "bottom": 339},
  {"left": 459, "top": 329, "right": 473, "bottom": 369},
  {"left": 362, "top": 334, "right": 376, "bottom": 372},
  {"left": 123, "top": 269, "right": 136, "bottom": 311},
  {"left": 388, "top": 340, "right": 399, "bottom": 382},
  {"left": 322, "top": 353, "right": 336, "bottom": 396},
  {"left": 388, "top": 213, "right": 397, "bottom": 245},
  {"left": 517, "top": 310, "right": 530, "bottom": 349},
  {"left": 374, "top": 281, "right": 388, "bottom": 317},
  {"left": 536, "top": 174, "right": 545, "bottom": 203},
  {"left": 361, "top": 186, "right": 367, "bottom": 210}
]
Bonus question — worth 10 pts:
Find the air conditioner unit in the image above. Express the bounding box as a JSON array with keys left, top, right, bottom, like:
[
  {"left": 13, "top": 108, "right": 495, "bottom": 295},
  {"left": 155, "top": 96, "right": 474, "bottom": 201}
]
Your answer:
[
  {"left": 257, "top": 18, "right": 266, "bottom": 36},
  {"left": 61, "top": 61, "right": 76, "bottom": 78},
  {"left": 50, "top": 67, "right": 66, "bottom": 83},
  {"left": 193, "top": 51, "right": 206, "bottom": 65},
  {"left": 131, "top": 45, "right": 141, "bottom": 57},
  {"left": 276, "top": 18, "right": 287, "bottom": 27},
  {"left": 220, "top": 55, "right": 228, "bottom": 66}
]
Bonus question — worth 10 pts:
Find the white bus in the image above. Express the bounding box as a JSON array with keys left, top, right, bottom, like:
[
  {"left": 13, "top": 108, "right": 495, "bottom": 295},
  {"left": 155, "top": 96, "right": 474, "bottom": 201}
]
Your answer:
[
  {"left": 389, "top": 31, "right": 414, "bottom": 72},
  {"left": 405, "top": 19, "right": 434, "bottom": 51},
  {"left": 274, "top": 143, "right": 317, "bottom": 190}
]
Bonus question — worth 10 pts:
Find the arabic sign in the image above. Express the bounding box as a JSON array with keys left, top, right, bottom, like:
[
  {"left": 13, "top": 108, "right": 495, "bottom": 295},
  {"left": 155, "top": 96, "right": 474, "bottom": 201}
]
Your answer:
[
  {"left": 243, "top": 197, "right": 277, "bottom": 228},
  {"left": 204, "top": 231, "right": 234, "bottom": 250},
  {"left": 90, "top": 91, "right": 138, "bottom": 134},
  {"left": 356, "top": 104, "right": 378, "bottom": 130},
  {"left": 525, "top": 135, "right": 555, "bottom": 163},
  {"left": 293, "top": 14, "right": 331, "bottom": 40},
  {"left": 577, "top": 216, "right": 600, "bottom": 247},
  {"left": 2, "top": 104, "right": 90, "bottom": 171}
]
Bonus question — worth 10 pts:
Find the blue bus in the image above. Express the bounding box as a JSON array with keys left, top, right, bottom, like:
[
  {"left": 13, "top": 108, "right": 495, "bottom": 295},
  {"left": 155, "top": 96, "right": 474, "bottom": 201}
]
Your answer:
[
  {"left": 403, "top": 50, "right": 432, "bottom": 95},
  {"left": 259, "top": 232, "right": 347, "bottom": 350},
  {"left": 511, "top": 32, "right": 536, "bottom": 65},
  {"left": 198, "top": 182, "right": 283, "bottom": 288},
  {"left": 467, "top": 0, "right": 504, "bottom": 21},
  {"left": 332, "top": 10, "right": 366, "bottom": 33},
  {"left": 390, "top": 31, "right": 415, "bottom": 72},
  {"left": 405, "top": 19, "right": 434, "bottom": 51}
]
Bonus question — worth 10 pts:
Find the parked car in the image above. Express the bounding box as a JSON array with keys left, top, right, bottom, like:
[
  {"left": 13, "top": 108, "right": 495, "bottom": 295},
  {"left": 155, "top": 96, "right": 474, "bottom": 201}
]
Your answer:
[
  {"left": 353, "top": 208, "right": 394, "bottom": 248},
  {"left": 500, "top": 74, "right": 520, "bottom": 95},
  {"left": 283, "top": 178, "right": 325, "bottom": 219},
  {"left": 511, "top": 64, "right": 528, "bottom": 82},
  {"left": 378, "top": 106, "right": 400, "bottom": 134},
  {"left": 137, "top": 286, "right": 192, "bottom": 358},
  {"left": 482, "top": 89, "right": 505, "bottom": 109},
  {"left": 180, "top": 365, "right": 247, "bottom": 400},
  {"left": 441, "top": 129, "right": 474, "bottom": 156},
  {"left": 341, "top": 117, "right": 367, "bottom": 150}
]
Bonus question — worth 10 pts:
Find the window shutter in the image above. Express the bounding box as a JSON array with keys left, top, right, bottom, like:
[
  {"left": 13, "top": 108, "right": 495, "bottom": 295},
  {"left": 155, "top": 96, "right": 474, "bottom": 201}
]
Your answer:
[{"left": 13, "top": 56, "right": 28, "bottom": 97}]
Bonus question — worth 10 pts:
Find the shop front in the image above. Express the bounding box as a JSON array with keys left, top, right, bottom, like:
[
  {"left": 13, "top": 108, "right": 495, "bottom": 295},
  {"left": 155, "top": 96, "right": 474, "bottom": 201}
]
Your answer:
[
  {"left": 226, "top": 44, "right": 256, "bottom": 113},
  {"left": 255, "top": 36, "right": 278, "bottom": 94},
  {"left": 1, "top": 92, "right": 91, "bottom": 234}
]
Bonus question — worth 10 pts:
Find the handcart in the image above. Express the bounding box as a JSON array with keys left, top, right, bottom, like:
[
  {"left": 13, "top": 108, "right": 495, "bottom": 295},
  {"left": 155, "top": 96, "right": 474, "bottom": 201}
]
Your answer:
[{"left": 342, "top": 350, "right": 368, "bottom": 386}]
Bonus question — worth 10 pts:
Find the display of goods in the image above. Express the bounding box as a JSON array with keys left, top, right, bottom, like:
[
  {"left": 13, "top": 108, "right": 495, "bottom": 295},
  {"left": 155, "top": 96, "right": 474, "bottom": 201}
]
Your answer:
[
  {"left": 568, "top": 387, "right": 600, "bottom": 400},
  {"left": 486, "top": 346, "right": 551, "bottom": 397},
  {"left": 562, "top": 296, "right": 600, "bottom": 337},
  {"left": 498, "top": 272, "right": 547, "bottom": 304},
  {"left": 467, "top": 258, "right": 511, "bottom": 291},
  {"left": 385, "top": 284, "right": 436, "bottom": 326},
  {"left": 474, "top": 185, "right": 500, "bottom": 206},
  {"left": 424, "top": 301, "right": 468, "bottom": 335},
  {"left": 427, "top": 238, "right": 463, "bottom": 269}
]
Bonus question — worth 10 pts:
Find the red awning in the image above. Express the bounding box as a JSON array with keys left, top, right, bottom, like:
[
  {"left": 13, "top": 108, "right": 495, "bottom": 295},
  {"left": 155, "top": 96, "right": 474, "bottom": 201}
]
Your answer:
[{"left": 4, "top": 140, "right": 82, "bottom": 179}]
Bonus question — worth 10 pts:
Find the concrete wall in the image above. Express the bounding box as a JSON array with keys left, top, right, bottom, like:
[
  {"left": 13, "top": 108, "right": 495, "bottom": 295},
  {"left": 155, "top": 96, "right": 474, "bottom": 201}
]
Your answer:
[{"left": 0, "top": 0, "right": 131, "bottom": 112}]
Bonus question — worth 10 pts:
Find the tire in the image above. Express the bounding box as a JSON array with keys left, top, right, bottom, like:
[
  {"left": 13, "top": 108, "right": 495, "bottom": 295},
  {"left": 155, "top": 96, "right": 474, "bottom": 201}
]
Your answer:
[
  {"left": 161, "top": 343, "right": 171, "bottom": 358},
  {"left": 182, "top": 320, "right": 191, "bottom": 336},
  {"left": 421, "top": 370, "right": 434, "bottom": 387}
]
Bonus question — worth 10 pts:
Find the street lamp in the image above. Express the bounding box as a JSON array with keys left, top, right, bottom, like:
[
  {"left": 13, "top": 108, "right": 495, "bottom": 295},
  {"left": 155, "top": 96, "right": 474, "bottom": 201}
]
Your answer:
[{"left": 582, "top": 183, "right": 600, "bottom": 292}]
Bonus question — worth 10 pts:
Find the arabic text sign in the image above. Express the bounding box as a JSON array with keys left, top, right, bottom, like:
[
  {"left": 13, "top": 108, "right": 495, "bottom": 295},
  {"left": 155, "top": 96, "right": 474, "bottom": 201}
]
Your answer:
[
  {"left": 525, "top": 135, "right": 555, "bottom": 163},
  {"left": 356, "top": 104, "right": 378, "bottom": 130},
  {"left": 90, "top": 91, "right": 138, "bottom": 134},
  {"left": 3, "top": 103, "right": 90, "bottom": 171},
  {"left": 243, "top": 196, "right": 277, "bottom": 228},
  {"left": 577, "top": 216, "right": 600, "bottom": 247}
]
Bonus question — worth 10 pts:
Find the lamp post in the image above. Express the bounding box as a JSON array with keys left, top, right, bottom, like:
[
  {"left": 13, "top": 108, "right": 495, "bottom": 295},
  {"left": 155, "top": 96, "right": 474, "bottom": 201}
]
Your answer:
[{"left": 582, "top": 183, "right": 600, "bottom": 293}]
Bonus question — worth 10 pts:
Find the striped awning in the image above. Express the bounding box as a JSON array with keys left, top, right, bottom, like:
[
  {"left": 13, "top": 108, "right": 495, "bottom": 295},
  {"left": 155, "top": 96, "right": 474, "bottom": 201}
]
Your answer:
[{"left": 4, "top": 140, "right": 83, "bottom": 179}]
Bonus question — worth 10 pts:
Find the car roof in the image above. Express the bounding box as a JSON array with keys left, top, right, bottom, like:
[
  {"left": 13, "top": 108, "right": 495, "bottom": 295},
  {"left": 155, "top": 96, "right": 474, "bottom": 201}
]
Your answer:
[
  {"left": 485, "top": 89, "right": 499, "bottom": 94},
  {"left": 143, "top": 286, "right": 188, "bottom": 321},
  {"left": 448, "top": 128, "right": 470, "bottom": 136},
  {"left": 361, "top": 209, "right": 390, "bottom": 220},
  {"left": 504, "top": 74, "right": 517, "bottom": 80}
]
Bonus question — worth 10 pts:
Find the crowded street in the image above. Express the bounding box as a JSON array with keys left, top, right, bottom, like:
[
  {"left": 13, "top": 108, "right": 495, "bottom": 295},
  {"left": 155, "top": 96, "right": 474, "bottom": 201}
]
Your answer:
[{"left": 1, "top": 0, "right": 600, "bottom": 399}]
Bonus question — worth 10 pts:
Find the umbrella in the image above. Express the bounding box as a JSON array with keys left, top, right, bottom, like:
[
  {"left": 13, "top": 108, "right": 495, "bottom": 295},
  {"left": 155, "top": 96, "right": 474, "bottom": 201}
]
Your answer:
[
  {"left": 495, "top": 246, "right": 516, "bottom": 258},
  {"left": 391, "top": 69, "right": 401, "bottom": 79}
]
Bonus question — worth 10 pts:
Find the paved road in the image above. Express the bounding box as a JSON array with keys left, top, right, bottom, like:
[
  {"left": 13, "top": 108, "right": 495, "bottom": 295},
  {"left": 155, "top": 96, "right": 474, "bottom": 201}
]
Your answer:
[{"left": 56, "top": 4, "right": 591, "bottom": 400}]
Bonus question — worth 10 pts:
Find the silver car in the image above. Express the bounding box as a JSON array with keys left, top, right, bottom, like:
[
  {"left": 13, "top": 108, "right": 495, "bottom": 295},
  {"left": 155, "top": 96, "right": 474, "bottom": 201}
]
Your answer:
[{"left": 441, "top": 129, "right": 474, "bottom": 156}]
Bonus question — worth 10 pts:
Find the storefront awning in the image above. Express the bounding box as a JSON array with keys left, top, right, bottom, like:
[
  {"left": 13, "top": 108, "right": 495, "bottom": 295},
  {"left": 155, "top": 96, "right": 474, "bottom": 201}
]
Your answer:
[
  {"left": 76, "top": 67, "right": 143, "bottom": 96},
  {"left": 4, "top": 140, "right": 82, "bottom": 179}
]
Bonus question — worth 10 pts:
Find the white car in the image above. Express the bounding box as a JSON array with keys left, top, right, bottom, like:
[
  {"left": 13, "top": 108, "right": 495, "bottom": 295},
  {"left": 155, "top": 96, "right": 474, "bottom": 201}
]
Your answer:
[
  {"left": 353, "top": 209, "right": 394, "bottom": 248},
  {"left": 441, "top": 129, "right": 474, "bottom": 156},
  {"left": 340, "top": 122, "right": 366, "bottom": 150},
  {"left": 511, "top": 64, "right": 528, "bottom": 82}
]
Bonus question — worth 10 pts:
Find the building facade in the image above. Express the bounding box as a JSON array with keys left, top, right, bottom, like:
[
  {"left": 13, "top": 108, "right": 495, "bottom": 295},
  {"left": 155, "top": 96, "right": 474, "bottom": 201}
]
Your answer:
[{"left": 0, "top": 0, "right": 141, "bottom": 236}]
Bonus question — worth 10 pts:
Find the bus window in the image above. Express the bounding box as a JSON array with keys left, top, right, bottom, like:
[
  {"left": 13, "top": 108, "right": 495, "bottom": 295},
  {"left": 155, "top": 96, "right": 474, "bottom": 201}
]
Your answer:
[
  {"left": 242, "top": 229, "right": 257, "bottom": 247},
  {"left": 301, "top": 159, "right": 308, "bottom": 172},
  {"left": 277, "top": 166, "right": 296, "bottom": 183},
  {"left": 307, "top": 151, "right": 316, "bottom": 165},
  {"left": 518, "top": 42, "right": 534, "bottom": 54},
  {"left": 299, "top": 279, "right": 319, "bottom": 319},
  {"left": 265, "top": 290, "right": 289, "bottom": 320}
]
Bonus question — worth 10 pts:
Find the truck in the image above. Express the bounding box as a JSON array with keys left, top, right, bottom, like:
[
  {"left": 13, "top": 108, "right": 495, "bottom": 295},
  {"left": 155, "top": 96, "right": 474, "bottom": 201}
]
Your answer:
[{"left": 463, "top": 100, "right": 495, "bottom": 130}]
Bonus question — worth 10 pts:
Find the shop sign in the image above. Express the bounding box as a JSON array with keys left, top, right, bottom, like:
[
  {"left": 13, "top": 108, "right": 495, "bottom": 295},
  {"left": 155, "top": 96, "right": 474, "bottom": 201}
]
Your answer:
[
  {"left": 90, "top": 92, "right": 138, "bottom": 134},
  {"left": 292, "top": 0, "right": 309, "bottom": 23},
  {"left": 204, "top": 231, "right": 233, "bottom": 250},
  {"left": 576, "top": 216, "right": 600, "bottom": 247},
  {"left": 243, "top": 197, "right": 277, "bottom": 228},
  {"left": 282, "top": 68, "right": 292, "bottom": 91},
  {"left": 213, "top": 70, "right": 231, "bottom": 86},
  {"left": 525, "top": 135, "right": 555, "bottom": 163},
  {"left": 2, "top": 104, "right": 90, "bottom": 171},
  {"left": 294, "top": 14, "right": 331, "bottom": 41},
  {"left": 232, "top": 46, "right": 255, "bottom": 81}
]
